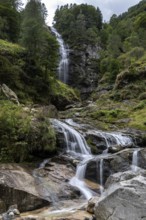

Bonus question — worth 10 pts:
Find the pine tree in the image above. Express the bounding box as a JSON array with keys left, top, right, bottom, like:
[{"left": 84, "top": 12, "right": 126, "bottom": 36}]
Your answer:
[{"left": 20, "top": 0, "right": 47, "bottom": 59}]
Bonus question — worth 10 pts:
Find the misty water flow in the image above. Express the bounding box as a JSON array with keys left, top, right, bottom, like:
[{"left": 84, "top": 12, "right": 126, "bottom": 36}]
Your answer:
[{"left": 51, "top": 27, "right": 69, "bottom": 84}]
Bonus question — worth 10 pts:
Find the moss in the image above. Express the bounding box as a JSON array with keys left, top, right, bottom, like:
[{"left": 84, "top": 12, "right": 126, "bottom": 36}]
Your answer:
[
  {"left": 129, "top": 107, "right": 146, "bottom": 130},
  {"left": 133, "top": 100, "right": 146, "bottom": 110},
  {"left": 50, "top": 79, "right": 80, "bottom": 109},
  {"left": 90, "top": 108, "right": 128, "bottom": 123}
]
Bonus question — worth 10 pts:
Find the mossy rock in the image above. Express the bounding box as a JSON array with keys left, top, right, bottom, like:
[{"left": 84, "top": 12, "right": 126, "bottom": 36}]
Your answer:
[{"left": 51, "top": 80, "right": 80, "bottom": 110}]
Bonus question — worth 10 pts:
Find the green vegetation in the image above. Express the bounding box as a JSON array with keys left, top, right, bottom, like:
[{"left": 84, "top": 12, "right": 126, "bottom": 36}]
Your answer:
[
  {"left": 54, "top": 4, "right": 102, "bottom": 47},
  {"left": 50, "top": 80, "right": 80, "bottom": 109},
  {"left": 1, "top": 0, "right": 146, "bottom": 164},
  {"left": 0, "top": 101, "right": 56, "bottom": 162}
]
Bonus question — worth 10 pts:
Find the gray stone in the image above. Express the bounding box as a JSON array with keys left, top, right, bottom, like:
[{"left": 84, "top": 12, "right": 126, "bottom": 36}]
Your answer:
[
  {"left": 95, "top": 170, "right": 146, "bottom": 220},
  {"left": 86, "top": 196, "right": 99, "bottom": 214},
  {"left": 68, "top": 44, "right": 100, "bottom": 98},
  {"left": 0, "top": 84, "right": 19, "bottom": 105},
  {"left": 0, "top": 161, "right": 76, "bottom": 214}
]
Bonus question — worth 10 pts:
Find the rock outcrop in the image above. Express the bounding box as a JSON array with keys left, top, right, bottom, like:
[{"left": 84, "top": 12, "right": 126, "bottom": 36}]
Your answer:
[
  {"left": 84, "top": 148, "right": 146, "bottom": 186},
  {"left": 0, "top": 84, "right": 19, "bottom": 105},
  {"left": 95, "top": 169, "right": 146, "bottom": 220},
  {"left": 0, "top": 160, "right": 76, "bottom": 214},
  {"left": 68, "top": 45, "right": 100, "bottom": 98}
]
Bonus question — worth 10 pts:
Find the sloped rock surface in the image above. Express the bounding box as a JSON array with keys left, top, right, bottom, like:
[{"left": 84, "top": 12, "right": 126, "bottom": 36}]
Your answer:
[
  {"left": 95, "top": 170, "right": 146, "bottom": 220},
  {"left": 0, "top": 160, "right": 76, "bottom": 214}
]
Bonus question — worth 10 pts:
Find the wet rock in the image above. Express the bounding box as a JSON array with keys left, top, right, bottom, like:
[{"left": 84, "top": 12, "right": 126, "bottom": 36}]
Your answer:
[
  {"left": 0, "top": 84, "right": 19, "bottom": 105},
  {"left": 0, "top": 201, "right": 6, "bottom": 214},
  {"left": 108, "top": 144, "right": 123, "bottom": 153},
  {"left": 85, "top": 131, "right": 108, "bottom": 154},
  {"left": 2, "top": 205, "right": 20, "bottom": 220},
  {"left": 95, "top": 170, "right": 146, "bottom": 220},
  {"left": 84, "top": 148, "right": 146, "bottom": 187},
  {"left": 86, "top": 197, "right": 99, "bottom": 214}
]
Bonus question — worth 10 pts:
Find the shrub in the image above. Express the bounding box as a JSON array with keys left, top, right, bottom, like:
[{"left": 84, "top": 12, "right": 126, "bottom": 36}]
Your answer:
[{"left": 0, "top": 101, "right": 56, "bottom": 162}]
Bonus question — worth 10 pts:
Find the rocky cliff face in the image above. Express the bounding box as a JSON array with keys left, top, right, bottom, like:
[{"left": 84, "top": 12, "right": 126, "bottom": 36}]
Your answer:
[{"left": 68, "top": 44, "right": 100, "bottom": 98}]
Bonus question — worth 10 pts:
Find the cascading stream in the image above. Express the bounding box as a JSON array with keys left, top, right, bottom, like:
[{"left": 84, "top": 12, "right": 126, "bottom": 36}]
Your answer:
[
  {"left": 92, "top": 130, "right": 133, "bottom": 154},
  {"left": 51, "top": 119, "right": 135, "bottom": 200},
  {"left": 51, "top": 119, "right": 94, "bottom": 200},
  {"left": 51, "top": 27, "right": 69, "bottom": 84},
  {"left": 51, "top": 119, "right": 91, "bottom": 157}
]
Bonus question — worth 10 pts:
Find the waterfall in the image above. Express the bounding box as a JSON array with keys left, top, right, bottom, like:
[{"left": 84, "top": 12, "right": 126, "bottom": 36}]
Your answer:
[
  {"left": 93, "top": 130, "right": 133, "bottom": 153},
  {"left": 70, "top": 158, "right": 94, "bottom": 200},
  {"left": 99, "top": 159, "right": 104, "bottom": 194},
  {"left": 51, "top": 119, "right": 135, "bottom": 200},
  {"left": 51, "top": 119, "right": 94, "bottom": 199},
  {"left": 51, "top": 119, "right": 91, "bottom": 157},
  {"left": 132, "top": 149, "right": 140, "bottom": 172},
  {"left": 51, "top": 27, "right": 69, "bottom": 84}
]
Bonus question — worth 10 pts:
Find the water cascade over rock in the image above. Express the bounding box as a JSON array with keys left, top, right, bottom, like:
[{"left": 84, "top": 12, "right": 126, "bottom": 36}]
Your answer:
[
  {"left": 99, "top": 159, "right": 104, "bottom": 194},
  {"left": 51, "top": 119, "right": 136, "bottom": 200},
  {"left": 132, "top": 149, "right": 140, "bottom": 172},
  {"left": 51, "top": 27, "right": 69, "bottom": 84},
  {"left": 51, "top": 119, "right": 91, "bottom": 156},
  {"left": 51, "top": 119, "right": 94, "bottom": 200}
]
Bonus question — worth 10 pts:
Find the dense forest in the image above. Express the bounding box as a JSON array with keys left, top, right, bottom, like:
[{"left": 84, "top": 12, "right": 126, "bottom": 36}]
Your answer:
[
  {"left": 54, "top": 1, "right": 146, "bottom": 100},
  {"left": 1, "top": 0, "right": 146, "bottom": 162}
]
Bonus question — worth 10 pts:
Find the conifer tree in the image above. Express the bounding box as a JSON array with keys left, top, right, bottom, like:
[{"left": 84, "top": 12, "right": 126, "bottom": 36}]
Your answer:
[{"left": 20, "top": 0, "right": 47, "bottom": 59}]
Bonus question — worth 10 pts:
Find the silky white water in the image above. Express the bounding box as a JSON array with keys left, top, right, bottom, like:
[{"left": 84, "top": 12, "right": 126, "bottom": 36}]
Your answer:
[
  {"left": 132, "top": 149, "right": 140, "bottom": 172},
  {"left": 51, "top": 27, "right": 69, "bottom": 84},
  {"left": 93, "top": 130, "right": 133, "bottom": 154},
  {"left": 51, "top": 119, "right": 135, "bottom": 200},
  {"left": 99, "top": 159, "right": 104, "bottom": 194},
  {"left": 51, "top": 119, "right": 94, "bottom": 199},
  {"left": 51, "top": 119, "right": 91, "bottom": 156}
]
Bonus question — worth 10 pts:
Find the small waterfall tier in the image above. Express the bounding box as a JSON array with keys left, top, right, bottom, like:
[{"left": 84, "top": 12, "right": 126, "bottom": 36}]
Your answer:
[
  {"left": 87, "top": 130, "right": 133, "bottom": 153},
  {"left": 132, "top": 149, "right": 140, "bottom": 172},
  {"left": 51, "top": 27, "right": 69, "bottom": 84},
  {"left": 51, "top": 119, "right": 91, "bottom": 157},
  {"left": 51, "top": 119, "right": 94, "bottom": 199},
  {"left": 51, "top": 119, "right": 135, "bottom": 200}
]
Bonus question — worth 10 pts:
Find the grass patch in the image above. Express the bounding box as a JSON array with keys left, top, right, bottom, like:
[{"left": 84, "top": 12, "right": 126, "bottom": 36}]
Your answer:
[{"left": 0, "top": 39, "right": 25, "bottom": 55}]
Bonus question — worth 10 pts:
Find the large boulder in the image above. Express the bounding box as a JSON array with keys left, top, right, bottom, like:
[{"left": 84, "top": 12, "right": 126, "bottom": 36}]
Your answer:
[
  {"left": 0, "top": 164, "right": 50, "bottom": 213},
  {"left": 85, "top": 148, "right": 146, "bottom": 186},
  {"left": 0, "top": 161, "right": 76, "bottom": 214},
  {"left": 95, "top": 170, "right": 146, "bottom": 220}
]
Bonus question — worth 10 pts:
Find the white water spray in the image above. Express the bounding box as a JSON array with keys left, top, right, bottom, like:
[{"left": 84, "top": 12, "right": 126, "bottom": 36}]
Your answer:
[{"left": 51, "top": 27, "right": 69, "bottom": 84}]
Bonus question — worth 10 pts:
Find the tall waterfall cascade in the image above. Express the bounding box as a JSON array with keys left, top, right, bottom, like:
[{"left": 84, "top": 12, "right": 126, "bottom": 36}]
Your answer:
[
  {"left": 51, "top": 27, "right": 69, "bottom": 84},
  {"left": 51, "top": 119, "right": 135, "bottom": 200}
]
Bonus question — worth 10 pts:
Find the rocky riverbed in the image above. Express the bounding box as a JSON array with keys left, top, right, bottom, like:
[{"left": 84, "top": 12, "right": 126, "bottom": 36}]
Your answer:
[{"left": 1, "top": 107, "right": 146, "bottom": 220}]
